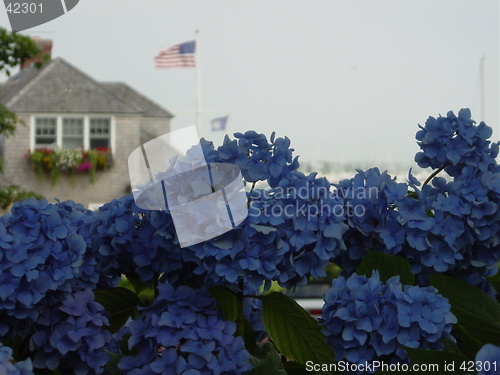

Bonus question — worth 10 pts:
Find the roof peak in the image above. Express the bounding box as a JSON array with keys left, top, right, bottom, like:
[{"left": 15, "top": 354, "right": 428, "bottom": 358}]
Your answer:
[{"left": 1, "top": 57, "right": 171, "bottom": 117}]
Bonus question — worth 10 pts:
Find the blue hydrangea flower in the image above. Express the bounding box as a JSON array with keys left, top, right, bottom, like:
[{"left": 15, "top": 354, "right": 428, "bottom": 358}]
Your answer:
[
  {"left": 118, "top": 282, "right": 252, "bottom": 375},
  {"left": 475, "top": 344, "right": 500, "bottom": 375},
  {"left": 90, "top": 195, "right": 189, "bottom": 288},
  {"left": 93, "top": 132, "right": 347, "bottom": 291},
  {"left": 208, "top": 131, "right": 299, "bottom": 186},
  {"left": 332, "top": 110, "right": 499, "bottom": 287},
  {"left": 0, "top": 199, "right": 96, "bottom": 337},
  {"left": 29, "top": 289, "right": 111, "bottom": 375},
  {"left": 415, "top": 109, "right": 499, "bottom": 177},
  {"left": 333, "top": 168, "right": 408, "bottom": 273},
  {"left": 321, "top": 272, "right": 456, "bottom": 371},
  {"left": 396, "top": 164, "right": 500, "bottom": 282},
  {"left": 183, "top": 167, "right": 348, "bottom": 290},
  {"left": 0, "top": 342, "right": 34, "bottom": 375}
]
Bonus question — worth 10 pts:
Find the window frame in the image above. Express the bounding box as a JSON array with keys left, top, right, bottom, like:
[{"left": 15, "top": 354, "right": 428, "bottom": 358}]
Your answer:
[
  {"left": 30, "top": 114, "right": 116, "bottom": 154},
  {"left": 33, "top": 117, "right": 57, "bottom": 148},
  {"left": 62, "top": 117, "right": 85, "bottom": 149}
]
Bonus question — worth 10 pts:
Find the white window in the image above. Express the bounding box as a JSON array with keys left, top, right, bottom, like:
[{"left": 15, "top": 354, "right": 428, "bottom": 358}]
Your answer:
[
  {"left": 90, "top": 118, "right": 111, "bottom": 149},
  {"left": 62, "top": 118, "right": 84, "bottom": 148},
  {"left": 31, "top": 116, "right": 115, "bottom": 151},
  {"left": 34, "top": 118, "right": 57, "bottom": 148}
]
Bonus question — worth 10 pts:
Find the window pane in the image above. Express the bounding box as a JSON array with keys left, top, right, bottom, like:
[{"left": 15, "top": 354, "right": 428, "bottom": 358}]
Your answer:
[
  {"left": 63, "top": 118, "right": 83, "bottom": 136},
  {"left": 62, "top": 118, "right": 84, "bottom": 148},
  {"left": 35, "top": 118, "right": 56, "bottom": 147},
  {"left": 63, "top": 138, "right": 84, "bottom": 149},
  {"left": 90, "top": 118, "right": 110, "bottom": 149},
  {"left": 90, "top": 138, "right": 110, "bottom": 149}
]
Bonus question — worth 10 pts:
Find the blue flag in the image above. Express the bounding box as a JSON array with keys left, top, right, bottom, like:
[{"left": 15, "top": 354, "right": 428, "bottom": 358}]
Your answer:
[{"left": 211, "top": 116, "right": 228, "bottom": 131}]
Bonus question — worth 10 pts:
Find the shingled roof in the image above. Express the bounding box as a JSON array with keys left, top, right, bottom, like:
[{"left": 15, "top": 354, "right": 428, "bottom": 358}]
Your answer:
[
  {"left": 0, "top": 58, "right": 172, "bottom": 117},
  {"left": 102, "top": 82, "right": 173, "bottom": 118}
]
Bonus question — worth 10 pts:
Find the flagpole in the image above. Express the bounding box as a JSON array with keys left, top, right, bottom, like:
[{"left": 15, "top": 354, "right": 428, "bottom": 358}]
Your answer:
[{"left": 195, "top": 30, "right": 202, "bottom": 137}]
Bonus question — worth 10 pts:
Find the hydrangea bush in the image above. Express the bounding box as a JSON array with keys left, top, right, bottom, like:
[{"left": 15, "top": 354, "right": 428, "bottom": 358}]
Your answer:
[{"left": 0, "top": 108, "right": 499, "bottom": 374}]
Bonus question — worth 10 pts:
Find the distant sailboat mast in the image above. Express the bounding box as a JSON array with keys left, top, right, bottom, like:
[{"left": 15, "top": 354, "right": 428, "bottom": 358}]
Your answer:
[{"left": 480, "top": 56, "right": 486, "bottom": 121}]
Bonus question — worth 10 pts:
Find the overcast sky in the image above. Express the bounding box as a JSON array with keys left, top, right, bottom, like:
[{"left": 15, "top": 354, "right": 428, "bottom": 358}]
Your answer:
[{"left": 1, "top": 0, "right": 498, "bottom": 169}]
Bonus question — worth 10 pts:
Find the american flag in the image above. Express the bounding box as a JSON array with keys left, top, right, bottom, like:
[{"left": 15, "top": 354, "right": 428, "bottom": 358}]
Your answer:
[{"left": 155, "top": 40, "right": 196, "bottom": 68}]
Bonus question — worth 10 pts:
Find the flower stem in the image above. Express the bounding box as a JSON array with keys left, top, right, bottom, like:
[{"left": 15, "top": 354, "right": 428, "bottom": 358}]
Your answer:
[
  {"left": 247, "top": 182, "right": 257, "bottom": 208},
  {"left": 237, "top": 280, "right": 245, "bottom": 339},
  {"left": 422, "top": 161, "right": 450, "bottom": 187}
]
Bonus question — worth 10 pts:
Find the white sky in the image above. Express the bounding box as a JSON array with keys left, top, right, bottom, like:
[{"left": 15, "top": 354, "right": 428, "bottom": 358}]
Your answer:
[{"left": 1, "top": 0, "right": 499, "bottom": 168}]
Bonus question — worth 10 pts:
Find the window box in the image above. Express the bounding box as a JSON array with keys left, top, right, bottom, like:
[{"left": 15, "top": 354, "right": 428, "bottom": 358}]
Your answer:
[{"left": 27, "top": 146, "right": 113, "bottom": 184}]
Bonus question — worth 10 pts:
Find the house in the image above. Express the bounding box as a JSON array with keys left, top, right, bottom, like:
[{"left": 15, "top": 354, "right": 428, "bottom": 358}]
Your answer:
[{"left": 0, "top": 38, "right": 173, "bottom": 209}]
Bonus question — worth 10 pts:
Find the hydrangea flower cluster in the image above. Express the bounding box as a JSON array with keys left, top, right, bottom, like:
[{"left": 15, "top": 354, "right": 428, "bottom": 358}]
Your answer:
[
  {"left": 93, "top": 132, "right": 348, "bottom": 291},
  {"left": 56, "top": 200, "right": 98, "bottom": 290},
  {"left": 398, "top": 110, "right": 499, "bottom": 284},
  {"left": 333, "top": 168, "right": 408, "bottom": 273},
  {"left": 89, "top": 195, "right": 189, "bottom": 288},
  {"left": 332, "top": 110, "right": 499, "bottom": 290},
  {"left": 415, "top": 108, "right": 498, "bottom": 177},
  {"left": 0, "top": 199, "right": 95, "bottom": 337},
  {"left": 102, "top": 113, "right": 498, "bottom": 293},
  {"left": 0, "top": 342, "right": 34, "bottom": 375},
  {"left": 29, "top": 289, "right": 111, "bottom": 375},
  {"left": 397, "top": 170, "right": 500, "bottom": 283},
  {"left": 118, "top": 282, "right": 252, "bottom": 374},
  {"left": 474, "top": 344, "right": 500, "bottom": 375},
  {"left": 204, "top": 131, "right": 300, "bottom": 187},
  {"left": 264, "top": 171, "right": 349, "bottom": 286},
  {"left": 184, "top": 172, "right": 348, "bottom": 289},
  {"left": 321, "top": 272, "right": 457, "bottom": 370},
  {"left": 0, "top": 109, "right": 497, "bottom": 373}
]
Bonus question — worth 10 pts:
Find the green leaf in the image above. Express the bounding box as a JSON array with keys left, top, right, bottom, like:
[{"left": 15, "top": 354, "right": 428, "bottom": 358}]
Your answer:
[
  {"left": 486, "top": 272, "right": 500, "bottom": 303},
  {"left": 282, "top": 361, "right": 305, "bottom": 375},
  {"left": 104, "top": 350, "right": 123, "bottom": 375},
  {"left": 247, "top": 342, "right": 288, "bottom": 375},
  {"left": 93, "top": 287, "right": 141, "bottom": 333},
  {"left": 118, "top": 275, "right": 155, "bottom": 306},
  {"left": 1, "top": 336, "right": 31, "bottom": 362},
  {"left": 356, "top": 250, "right": 415, "bottom": 286},
  {"left": 430, "top": 274, "right": 500, "bottom": 356},
  {"left": 209, "top": 287, "right": 258, "bottom": 355},
  {"left": 120, "top": 274, "right": 152, "bottom": 294},
  {"left": 404, "top": 347, "right": 471, "bottom": 375},
  {"left": 259, "top": 292, "right": 335, "bottom": 365},
  {"left": 441, "top": 338, "right": 472, "bottom": 360},
  {"left": 0, "top": 185, "right": 44, "bottom": 209},
  {"left": 242, "top": 317, "right": 257, "bottom": 356},
  {"left": 209, "top": 286, "right": 238, "bottom": 322}
]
